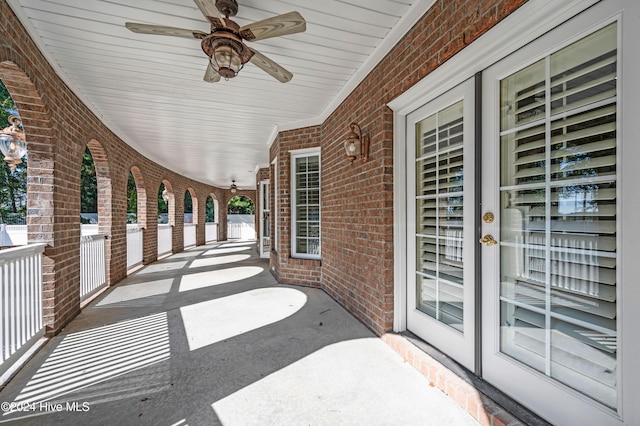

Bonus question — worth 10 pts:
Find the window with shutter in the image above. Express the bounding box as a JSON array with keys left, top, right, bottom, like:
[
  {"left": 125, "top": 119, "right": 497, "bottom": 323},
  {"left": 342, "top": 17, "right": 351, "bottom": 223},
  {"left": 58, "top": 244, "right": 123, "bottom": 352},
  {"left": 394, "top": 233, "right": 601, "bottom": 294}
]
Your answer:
[
  {"left": 291, "top": 150, "right": 321, "bottom": 259},
  {"left": 499, "top": 23, "right": 617, "bottom": 408},
  {"left": 415, "top": 101, "right": 465, "bottom": 332}
]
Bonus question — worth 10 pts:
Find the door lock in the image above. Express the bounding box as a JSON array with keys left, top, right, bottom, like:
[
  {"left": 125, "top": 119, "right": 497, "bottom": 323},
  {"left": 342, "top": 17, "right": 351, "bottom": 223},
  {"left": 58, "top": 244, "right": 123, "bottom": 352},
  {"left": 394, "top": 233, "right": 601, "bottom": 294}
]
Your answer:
[
  {"left": 479, "top": 234, "right": 498, "bottom": 246},
  {"left": 482, "top": 212, "right": 495, "bottom": 223}
]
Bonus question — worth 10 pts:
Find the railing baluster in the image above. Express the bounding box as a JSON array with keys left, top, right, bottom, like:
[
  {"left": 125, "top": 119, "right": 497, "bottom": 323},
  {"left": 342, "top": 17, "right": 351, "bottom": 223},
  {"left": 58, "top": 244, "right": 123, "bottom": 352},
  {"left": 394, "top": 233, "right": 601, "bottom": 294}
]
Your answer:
[
  {"left": 79, "top": 235, "right": 107, "bottom": 302},
  {"left": 1, "top": 263, "right": 7, "bottom": 363},
  {"left": 126, "top": 226, "right": 144, "bottom": 270},
  {"left": 205, "top": 223, "right": 218, "bottom": 243},
  {"left": 184, "top": 224, "right": 196, "bottom": 248},
  {"left": 0, "top": 244, "right": 46, "bottom": 375},
  {"left": 157, "top": 225, "right": 172, "bottom": 257}
]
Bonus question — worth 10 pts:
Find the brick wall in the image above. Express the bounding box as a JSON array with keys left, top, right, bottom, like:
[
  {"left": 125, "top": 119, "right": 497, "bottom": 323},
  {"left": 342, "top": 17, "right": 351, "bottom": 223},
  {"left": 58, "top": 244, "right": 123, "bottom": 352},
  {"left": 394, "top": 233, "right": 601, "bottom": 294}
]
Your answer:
[
  {"left": 1, "top": 0, "right": 526, "bottom": 335},
  {"left": 270, "top": 0, "right": 528, "bottom": 334},
  {"left": 269, "top": 128, "right": 322, "bottom": 287},
  {"left": 0, "top": 0, "right": 254, "bottom": 334}
]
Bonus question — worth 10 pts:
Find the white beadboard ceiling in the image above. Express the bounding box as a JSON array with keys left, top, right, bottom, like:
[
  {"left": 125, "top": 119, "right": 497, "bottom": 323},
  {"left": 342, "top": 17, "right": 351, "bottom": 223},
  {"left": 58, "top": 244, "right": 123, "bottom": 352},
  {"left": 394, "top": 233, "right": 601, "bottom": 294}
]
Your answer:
[{"left": 6, "top": 0, "right": 429, "bottom": 189}]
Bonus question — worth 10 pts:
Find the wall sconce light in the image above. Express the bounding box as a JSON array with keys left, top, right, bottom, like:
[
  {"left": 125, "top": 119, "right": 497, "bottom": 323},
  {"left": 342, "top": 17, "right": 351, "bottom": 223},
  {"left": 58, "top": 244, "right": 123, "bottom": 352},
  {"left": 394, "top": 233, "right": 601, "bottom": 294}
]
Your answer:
[
  {"left": 344, "top": 122, "right": 369, "bottom": 164},
  {"left": 230, "top": 180, "right": 237, "bottom": 194},
  {"left": 0, "top": 115, "right": 27, "bottom": 173}
]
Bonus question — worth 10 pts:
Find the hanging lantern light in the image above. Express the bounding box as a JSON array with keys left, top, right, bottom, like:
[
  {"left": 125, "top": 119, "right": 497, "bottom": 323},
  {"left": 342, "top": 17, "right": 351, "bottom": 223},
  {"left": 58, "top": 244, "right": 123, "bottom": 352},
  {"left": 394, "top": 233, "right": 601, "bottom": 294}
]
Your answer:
[
  {"left": 343, "top": 122, "right": 369, "bottom": 164},
  {"left": 230, "top": 180, "right": 237, "bottom": 194},
  {"left": 202, "top": 30, "right": 254, "bottom": 80},
  {"left": 0, "top": 115, "right": 27, "bottom": 173}
]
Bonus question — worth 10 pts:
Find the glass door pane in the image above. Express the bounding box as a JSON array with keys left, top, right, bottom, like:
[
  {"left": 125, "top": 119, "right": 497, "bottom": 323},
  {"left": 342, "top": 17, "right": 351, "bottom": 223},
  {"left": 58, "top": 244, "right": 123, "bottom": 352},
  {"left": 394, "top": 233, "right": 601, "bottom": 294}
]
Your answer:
[
  {"left": 416, "top": 101, "right": 465, "bottom": 332},
  {"left": 407, "top": 78, "right": 475, "bottom": 371},
  {"left": 498, "top": 23, "right": 618, "bottom": 408}
]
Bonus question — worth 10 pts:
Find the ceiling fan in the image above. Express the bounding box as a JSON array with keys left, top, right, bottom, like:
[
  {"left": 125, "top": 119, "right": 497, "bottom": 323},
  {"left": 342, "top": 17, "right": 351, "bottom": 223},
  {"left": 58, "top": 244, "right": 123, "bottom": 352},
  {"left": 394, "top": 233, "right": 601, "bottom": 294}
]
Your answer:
[{"left": 125, "top": 0, "right": 306, "bottom": 83}]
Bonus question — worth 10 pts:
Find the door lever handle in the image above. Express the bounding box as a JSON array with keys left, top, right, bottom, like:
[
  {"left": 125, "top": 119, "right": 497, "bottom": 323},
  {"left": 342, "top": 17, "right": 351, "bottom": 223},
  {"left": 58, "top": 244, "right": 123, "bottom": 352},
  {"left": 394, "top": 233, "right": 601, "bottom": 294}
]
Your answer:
[{"left": 479, "top": 234, "right": 498, "bottom": 246}]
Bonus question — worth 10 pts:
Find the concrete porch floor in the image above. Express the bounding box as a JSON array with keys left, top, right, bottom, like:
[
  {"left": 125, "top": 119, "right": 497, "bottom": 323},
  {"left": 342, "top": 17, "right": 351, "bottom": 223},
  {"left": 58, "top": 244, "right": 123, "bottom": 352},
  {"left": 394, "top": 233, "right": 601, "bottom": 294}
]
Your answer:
[{"left": 0, "top": 240, "right": 479, "bottom": 425}]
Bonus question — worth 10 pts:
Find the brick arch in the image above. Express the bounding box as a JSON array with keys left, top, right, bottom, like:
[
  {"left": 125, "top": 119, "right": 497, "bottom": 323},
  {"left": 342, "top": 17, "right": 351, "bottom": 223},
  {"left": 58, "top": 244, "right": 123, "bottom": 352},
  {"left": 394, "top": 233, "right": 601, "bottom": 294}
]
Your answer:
[
  {"left": 130, "top": 166, "right": 147, "bottom": 229},
  {"left": 185, "top": 187, "right": 198, "bottom": 225},
  {"left": 226, "top": 192, "right": 256, "bottom": 213},
  {"left": 84, "top": 139, "right": 113, "bottom": 288},
  {"left": 86, "top": 139, "right": 112, "bottom": 238},
  {"left": 0, "top": 60, "right": 59, "bottom": 327},
  {"left": 206, "top": 193, "right": 219, "bottom": 223},
  {"left": 160, "top": 180, "right": 175, "bottom": 226}
]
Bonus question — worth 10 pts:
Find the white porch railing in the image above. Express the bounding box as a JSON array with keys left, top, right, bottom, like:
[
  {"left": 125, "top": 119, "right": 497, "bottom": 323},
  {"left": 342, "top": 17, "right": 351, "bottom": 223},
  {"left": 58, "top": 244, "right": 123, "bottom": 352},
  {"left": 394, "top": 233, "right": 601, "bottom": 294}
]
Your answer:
[
  {"left": 0, "top": 224, "right": 28, "bottom": 247},
  {"left": 205, "top": 223, "right": 218, "bottom": 243},
  {"left": 80, "top": 224, "right": 99, "bottom": 235},
  {"left": 0, "top": 244, "right": 46, "bottom": 376},
  {"left": 0, "top": 224, "right": 102, "bottom": 247},
  {"left": 184, "top": 224, "right": 196, "bottom": 248},
  {"left": 158, "top": 224, "right": 172, "bottom": 257},
  {"left": 127, "top": 225, "right": 143, "bottom": 270},
  {"left": 227, "top": 222, "right": 256, "bottom": 240},
  {"left": 80, "top": 234, "right": 107, "bottom": 302}
]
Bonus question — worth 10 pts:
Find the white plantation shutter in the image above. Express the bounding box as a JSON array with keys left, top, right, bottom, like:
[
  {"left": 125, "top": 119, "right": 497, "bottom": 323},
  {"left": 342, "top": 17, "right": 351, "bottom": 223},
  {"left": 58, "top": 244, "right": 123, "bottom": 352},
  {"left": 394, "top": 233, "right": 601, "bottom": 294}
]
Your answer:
[
  {"left": 291, "top": 151, "right": 320, "bottom": 258},
  {"left": 416, "top": 101, "right": 465, "bottom": 332},
  {"left": 499, "top": 23, "right": 617, "bottom": 408}
]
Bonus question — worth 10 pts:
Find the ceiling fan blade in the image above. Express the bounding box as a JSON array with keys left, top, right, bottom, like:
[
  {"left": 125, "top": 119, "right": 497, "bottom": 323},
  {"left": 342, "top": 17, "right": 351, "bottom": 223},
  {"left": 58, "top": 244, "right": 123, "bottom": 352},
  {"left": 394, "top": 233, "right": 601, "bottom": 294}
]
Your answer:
[
  {"left": 193, "top": 0, "right": 226, "bottom": 27},
  {"left": 125, "top": 22, "right": 207, "bottom": 39},
  {"left": 204, "top": 62, "right": 221, "bottom": 83},
  {"left": 249, "top": 48, "right": 293, "bottom": 83},
  {"left": 240, "top": 11, "right": 306, "bottom": 42}
]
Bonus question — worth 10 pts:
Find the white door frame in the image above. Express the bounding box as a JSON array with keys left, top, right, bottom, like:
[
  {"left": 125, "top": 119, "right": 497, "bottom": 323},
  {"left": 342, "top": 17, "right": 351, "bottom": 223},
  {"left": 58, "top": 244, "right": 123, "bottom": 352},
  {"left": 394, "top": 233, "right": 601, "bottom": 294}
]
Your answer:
[
  {"left": 405, "top": 79, "right": 476, "bottom": 370},
  {"left": 259, "top": 179, "right": 270, "bottom": 258},
  {"left": 391, "top": 0, "right": 600, "bottom": 335},
  {"left": 388, "top": 1, "right": 640, "bottom": 424},
  {"left": 480, "top": 3, "right": 640, "bottom": 424}
]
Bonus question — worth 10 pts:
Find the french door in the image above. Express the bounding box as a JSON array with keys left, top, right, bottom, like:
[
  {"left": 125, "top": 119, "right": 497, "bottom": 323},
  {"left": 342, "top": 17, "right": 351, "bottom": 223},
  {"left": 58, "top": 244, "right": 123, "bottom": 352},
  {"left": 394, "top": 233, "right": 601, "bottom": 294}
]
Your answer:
[
  {"left": 400, "top": 1, "right": 638, "bottom": 425},
  {"left": 481, "top": 17, "right": 625, "bottom": 425},
  {"left": 406, "top": 79, "right": 476, "bottom": 371}
]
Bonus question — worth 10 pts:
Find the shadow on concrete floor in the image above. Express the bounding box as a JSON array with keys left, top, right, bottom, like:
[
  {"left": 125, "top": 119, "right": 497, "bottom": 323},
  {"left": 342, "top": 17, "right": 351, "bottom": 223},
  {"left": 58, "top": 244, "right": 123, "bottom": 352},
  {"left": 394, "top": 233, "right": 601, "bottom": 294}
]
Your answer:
[{"left": 0, "top": 240, "right": 478, "bottom": 426}]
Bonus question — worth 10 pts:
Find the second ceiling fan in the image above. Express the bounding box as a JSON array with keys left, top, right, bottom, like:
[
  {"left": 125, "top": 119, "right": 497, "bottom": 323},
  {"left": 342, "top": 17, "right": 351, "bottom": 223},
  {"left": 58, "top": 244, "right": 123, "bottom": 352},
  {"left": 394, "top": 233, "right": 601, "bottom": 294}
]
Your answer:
[{"left": 125, "top": 0, "right": 306, "bottom": 83}]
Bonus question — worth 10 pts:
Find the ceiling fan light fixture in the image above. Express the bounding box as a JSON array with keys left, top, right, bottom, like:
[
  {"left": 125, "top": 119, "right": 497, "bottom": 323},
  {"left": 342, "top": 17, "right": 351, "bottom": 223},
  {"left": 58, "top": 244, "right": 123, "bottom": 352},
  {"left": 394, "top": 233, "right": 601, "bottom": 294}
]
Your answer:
[
  {"left": 203, "top": 31, "right": 253, "bottom": 79},
  {"left": 212, "top": 41, "right": 243, "bottom": 78}
]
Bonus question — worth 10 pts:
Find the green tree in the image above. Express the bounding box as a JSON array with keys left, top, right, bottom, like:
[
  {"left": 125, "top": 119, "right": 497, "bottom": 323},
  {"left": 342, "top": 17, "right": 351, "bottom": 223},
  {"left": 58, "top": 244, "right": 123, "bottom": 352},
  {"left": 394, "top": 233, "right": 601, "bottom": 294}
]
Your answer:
[
  {"left": 184, "top": 190, "right": 193, "bottom": 223},
  {"left": 227, "top": 195, "right": 254, "bottom": 214},
  {"left": 80, "top": 147, "right": 97, "bottom": 216},
  {"left": 127, "top": 172, "right": 137, "bottom": 223},
  {"left": 0, "top": 79, "right": 27, "bottom": 223},
  {"left": 206, "top": 195, "right": 215, "bottom": 222},
  {"left": 184, "top": 191, "right": 192, "bottom": 213}
]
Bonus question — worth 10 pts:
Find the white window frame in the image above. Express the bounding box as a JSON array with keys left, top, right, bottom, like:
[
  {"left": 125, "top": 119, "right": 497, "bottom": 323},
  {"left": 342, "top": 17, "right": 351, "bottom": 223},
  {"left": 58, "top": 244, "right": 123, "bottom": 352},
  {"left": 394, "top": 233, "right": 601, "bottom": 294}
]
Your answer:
[
  {"left": 290, "top": 147, "right": 321, "bottom": 260},
  {"left": 272, "top": 157, "right": 278, "bottom": 253}
]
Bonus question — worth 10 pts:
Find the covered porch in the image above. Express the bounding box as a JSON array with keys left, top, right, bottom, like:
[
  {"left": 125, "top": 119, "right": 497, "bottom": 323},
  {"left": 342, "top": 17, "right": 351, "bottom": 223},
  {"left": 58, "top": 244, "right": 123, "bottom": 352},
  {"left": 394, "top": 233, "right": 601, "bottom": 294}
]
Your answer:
[
  {"left": 2, "top": 0, "right": 640, "bottom": 424},
  {"left": 0, "top": 240, "right": 481, "bottom": 425}
]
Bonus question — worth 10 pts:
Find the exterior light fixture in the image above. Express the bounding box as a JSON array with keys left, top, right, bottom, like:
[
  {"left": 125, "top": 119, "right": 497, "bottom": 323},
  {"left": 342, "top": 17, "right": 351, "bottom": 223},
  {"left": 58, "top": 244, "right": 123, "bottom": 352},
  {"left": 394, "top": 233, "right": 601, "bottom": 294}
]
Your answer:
[
  {"left": 161, "top": 188, "right": 169, "bottom": 203},
  {"left": 230, "top": 180, "right": 237, "bottom": 194},
  {"left": 344, "top": 122, "right": 369, "bottom": 164},
  {"left": 0, "top": 115, "right": 27, "bottom": 173}
]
